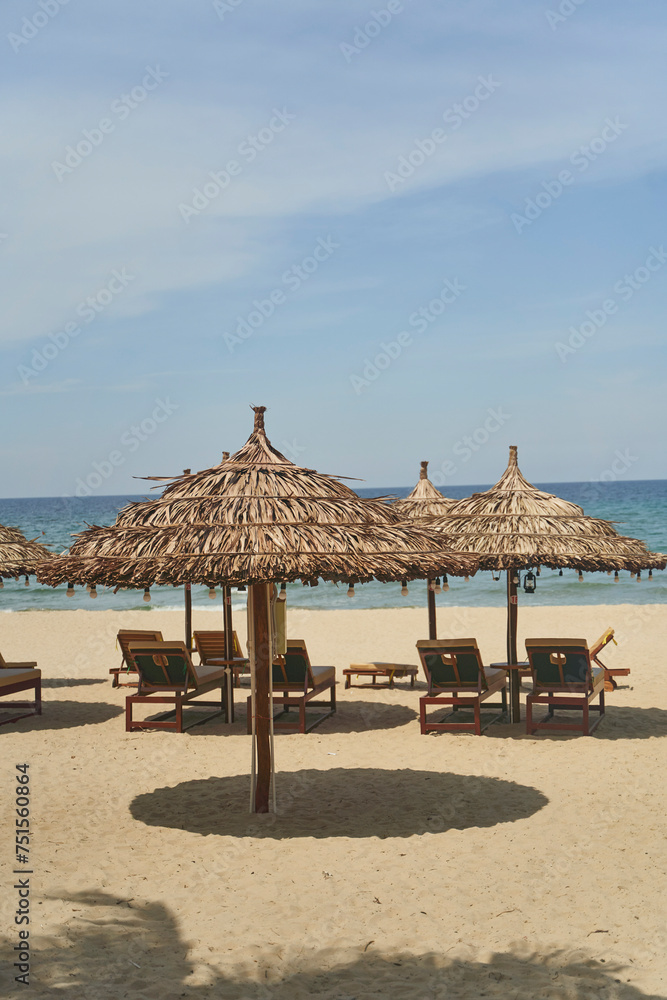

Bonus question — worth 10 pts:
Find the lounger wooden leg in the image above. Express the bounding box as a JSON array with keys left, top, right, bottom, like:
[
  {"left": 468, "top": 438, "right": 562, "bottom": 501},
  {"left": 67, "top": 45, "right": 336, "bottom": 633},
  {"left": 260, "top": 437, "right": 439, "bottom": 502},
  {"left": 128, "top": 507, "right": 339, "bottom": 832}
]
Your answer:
[
  {"left": 299, "top": 699, "right": 306, "bottom": 734},
  {"left": 420, "top": 698, "right": 427, "bottom": 735},
  {"left": 176, "top": 697, "right": 183, "bottom": 734},
  {"left": 410, "top": 673, "right": 415, "bottom": 688},
  {"left": 35, "top": 680, "right": 41, "bottom": 716},
  {"left": 474, "top": 701, "right": 482, "bottom": 736},
  {"left": 345, "top": 674, "right": 351, "bottom": 689},
  {"left": 125, "top": 697, "right": 133, "bottom": 732},
  {"left": 526, "top": 697, "right": 533, "bottom": 735},
  {"left": 331, "top": 683, "right": 336, "bottom": 713}
]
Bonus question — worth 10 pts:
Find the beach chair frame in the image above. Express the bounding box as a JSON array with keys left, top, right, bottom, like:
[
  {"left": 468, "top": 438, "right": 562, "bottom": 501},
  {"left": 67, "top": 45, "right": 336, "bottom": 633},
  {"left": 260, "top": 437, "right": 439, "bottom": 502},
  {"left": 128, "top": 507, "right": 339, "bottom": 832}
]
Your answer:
[
  {"left": 247, "top": 639, "right": 335, "bottom": 734},
  {"left": 416, "top": 638, "right": 508, "bottom": 735},
  {"left": 589, "top": 627, "right": 628, "bottom": 691},
  {"left": 0, "top": 654, "right": 41, "bottom": 725},
  {"left": 125, "top": 641, "right": 228, "bottom": 733},
  {"left": 193, "top": 630, "right": 250, "bottom": 687},
  {"left": 524, "top": 638, "right": 605, "bottom": 736},
  {"left": 112, "top": 629, "right": 164, "bottom": 687}
]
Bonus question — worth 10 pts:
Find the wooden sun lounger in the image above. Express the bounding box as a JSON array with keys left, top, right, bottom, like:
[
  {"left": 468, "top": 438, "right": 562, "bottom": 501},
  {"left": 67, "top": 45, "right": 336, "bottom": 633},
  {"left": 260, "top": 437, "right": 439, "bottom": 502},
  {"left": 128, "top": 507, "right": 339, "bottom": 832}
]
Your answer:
[
  {"left": 112, "top": 629, "right": 164, "bottom": 687},
  {"left": 125, "top": 641, "right": 229, "bottom": 733},
  {"left": 193, "top": 630, "right": 250, "bottom": 687},
  {"left": 344, "top": 662, "right": 419, "bottom": 688},
  {"left": 0, "top": 652, "right": 41, "bottom": 725},
  {"left": 416, "top": 639, "right": 508, "bottom": 735},
  {"left": 248, "top": 639, "right": 335, "bottom": 734},
  {"left": 589, "top": 627, "right": 628, "bottom": 690},
  {"left": 525, "top": 638, "right": 605, "bottom": 736}
]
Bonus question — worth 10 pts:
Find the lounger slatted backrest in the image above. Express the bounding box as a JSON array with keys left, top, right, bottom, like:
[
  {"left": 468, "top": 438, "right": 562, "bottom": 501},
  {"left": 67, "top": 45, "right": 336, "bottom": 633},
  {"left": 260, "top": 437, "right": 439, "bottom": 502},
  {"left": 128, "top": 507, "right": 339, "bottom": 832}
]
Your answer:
[
  {"left": 525, "top": 639, "right": 591, "bottom": 690},
  {"left": 128, "top": 642, "right": 194, "bottom": 694},
  {"left": 417, "top": 639, "right": 487, "bottom": 691},
  {"left": 273, "top": 640, "right": 311, "bottom": 688},
  {"left": 117, "top": 630, "right": 164, "bottom": 672},
  {"left": 193, "top": 631, "right": 245, "bottom": 662}
]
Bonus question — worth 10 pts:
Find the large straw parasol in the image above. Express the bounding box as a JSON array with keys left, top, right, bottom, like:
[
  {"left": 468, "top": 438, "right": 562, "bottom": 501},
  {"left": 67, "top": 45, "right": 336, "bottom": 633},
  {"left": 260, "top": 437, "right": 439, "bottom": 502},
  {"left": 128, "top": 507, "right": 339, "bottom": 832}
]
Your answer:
[
  {"left": 426, "top": 445, "right": 666, "bottom": 720},
  {"left": 38, "top": 407, "right": 478, "bottom": 811},
  {"left": 393, "top": 461, "right": 457, "bottom": 638},
  {"left": 0, "top": 523, "right": 54, "bottom": 584}
]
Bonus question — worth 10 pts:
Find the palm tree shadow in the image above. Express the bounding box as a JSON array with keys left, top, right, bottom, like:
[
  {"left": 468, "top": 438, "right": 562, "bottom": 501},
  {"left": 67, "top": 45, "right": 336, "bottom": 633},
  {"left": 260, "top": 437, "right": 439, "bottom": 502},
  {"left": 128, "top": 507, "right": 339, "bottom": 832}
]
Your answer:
[
  {"left": 8, "top": 891, "right": 664, "bottom": 999},
  {"left": 131, "top": 768, "right": 548, "bottom": 839}
]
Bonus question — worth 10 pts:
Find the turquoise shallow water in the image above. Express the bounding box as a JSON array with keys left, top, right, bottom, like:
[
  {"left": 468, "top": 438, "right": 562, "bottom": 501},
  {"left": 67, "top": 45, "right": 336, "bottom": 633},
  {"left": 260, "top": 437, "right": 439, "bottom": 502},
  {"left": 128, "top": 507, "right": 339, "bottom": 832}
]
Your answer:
[{"left": 0, "top": 480, "right": 665, "bottom": 612}]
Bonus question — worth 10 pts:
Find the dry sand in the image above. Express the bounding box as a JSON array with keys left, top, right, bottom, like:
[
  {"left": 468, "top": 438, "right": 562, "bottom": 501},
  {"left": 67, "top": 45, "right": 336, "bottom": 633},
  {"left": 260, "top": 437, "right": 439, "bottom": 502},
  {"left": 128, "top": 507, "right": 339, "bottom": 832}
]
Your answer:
[{"left": 0, "top": 604, "right": 666, "bottom": 999}]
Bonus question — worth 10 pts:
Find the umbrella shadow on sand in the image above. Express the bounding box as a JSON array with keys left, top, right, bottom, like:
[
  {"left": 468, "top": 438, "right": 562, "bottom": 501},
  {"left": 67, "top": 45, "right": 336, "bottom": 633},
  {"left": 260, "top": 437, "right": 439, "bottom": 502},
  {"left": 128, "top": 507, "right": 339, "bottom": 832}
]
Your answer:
[
  {"left": 186, "top": 698, "right": 418, "bottom": 736},
  {"left": 0, "top": 700, "right": 122, "bottom": 731},
  {"left": 9, "top": 890, "right": 664, "bottom": 999},
  {"left": 485, "top": 706, "right": 667, "bottom": 741},
  {"left": 131, "top": 768, "right": 548, "bottom": 839}
]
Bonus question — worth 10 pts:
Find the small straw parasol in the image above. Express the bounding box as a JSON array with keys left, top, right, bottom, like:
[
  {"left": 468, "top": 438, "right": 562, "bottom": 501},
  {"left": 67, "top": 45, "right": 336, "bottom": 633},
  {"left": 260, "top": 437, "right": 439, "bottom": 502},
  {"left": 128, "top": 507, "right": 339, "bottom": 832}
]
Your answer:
[
  {"left": 38, "top": 407, "right": 478, "bottom": 812},
  {"left": 0, "top": 523, "right": 54, "bottom": 586},
  {"left": 426, "top": 445, "right": 666, "bottom": 720},
  {"left": 393, "top": 461, "right": 457, "bottom": 638}
]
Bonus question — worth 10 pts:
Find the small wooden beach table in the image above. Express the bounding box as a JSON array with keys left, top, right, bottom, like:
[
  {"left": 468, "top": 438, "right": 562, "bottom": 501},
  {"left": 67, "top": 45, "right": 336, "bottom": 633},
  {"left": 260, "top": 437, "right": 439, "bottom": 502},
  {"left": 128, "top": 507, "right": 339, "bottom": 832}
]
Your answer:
[
  {"left": 489, "top": 661, "right": 530, "bottom": 723},
  {"left": 344, "top": 662, "right": 419, "bottom": 689}
]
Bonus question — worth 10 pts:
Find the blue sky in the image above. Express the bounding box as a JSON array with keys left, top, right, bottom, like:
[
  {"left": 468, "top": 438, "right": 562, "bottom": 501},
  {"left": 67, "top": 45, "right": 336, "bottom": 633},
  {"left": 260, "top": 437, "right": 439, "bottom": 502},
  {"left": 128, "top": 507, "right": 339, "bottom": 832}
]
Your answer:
[{"left": 1, "top": 0, "right": 666, "bottom": 497}]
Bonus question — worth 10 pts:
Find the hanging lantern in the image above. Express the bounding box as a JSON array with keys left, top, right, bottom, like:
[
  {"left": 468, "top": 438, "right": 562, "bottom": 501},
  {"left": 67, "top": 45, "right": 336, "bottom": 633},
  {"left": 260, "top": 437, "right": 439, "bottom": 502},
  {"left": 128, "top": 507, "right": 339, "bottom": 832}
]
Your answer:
[
  {"left": 24, "top": 576, "right": 29, "bottom": 587},
  {"left": 649, "top": 569, "right": 653, "bottom": 580},
  {"left": 536, "top": 567, "right": 541, "bottom": 577},
  {"left": 442, "top": 574, "right": 449, "bottom": 592},
  {"left": 434, "top": 577, "right": 442, "bottom": 594},
  {"left": 66, "top": 583, "right": 75, "bottom": 597},
  {"left": 523, "top": 571, "right": 536, "bottom": 594},
  {"left": 277, "top": 583, "right": 287, "bottom": 601},
  {"left": 208, "top": 587, "right": 217, "bottom": 599},
  {"left": 347, "top": 583, "right": 355, "bottom": 598},
  {"left": 614, "top": 571, "right": 619, "bottom": 583},
  {"left": 636, "top": 570, "right": 641, "bottom": 582},
  {"left": 464, "top": 575, "right": 470, "bottom": 583},
  {"left": 89, "top": 586, "right": 98, "bottom": 599},
  {"left": 143, "top": 588, "right": 151, "bottom": 603},
  {"left": 237, "top": 584, "right": 246, "bottom": 592},
  {"left": 512, "top": 572, "right": 520, "bottom": 585},
  {"left": 401, "top": 579, "right": 409, "bottom": 597},
  {"left": 558, "top": 569, "right": 563, "bottom": 577},
  {"left": 607, "top": 570, "right": 612, "bottom": 576},
  {"left": 578, "top": 571, "right": 584, "bottom": 583}
]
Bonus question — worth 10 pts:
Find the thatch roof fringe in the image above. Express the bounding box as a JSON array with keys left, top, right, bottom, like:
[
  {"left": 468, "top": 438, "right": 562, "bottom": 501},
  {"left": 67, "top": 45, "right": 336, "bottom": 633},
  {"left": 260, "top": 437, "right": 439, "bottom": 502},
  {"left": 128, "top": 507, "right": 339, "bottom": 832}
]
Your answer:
[{"left": 0, "top": 524, "right": 55, "bottom": 579}]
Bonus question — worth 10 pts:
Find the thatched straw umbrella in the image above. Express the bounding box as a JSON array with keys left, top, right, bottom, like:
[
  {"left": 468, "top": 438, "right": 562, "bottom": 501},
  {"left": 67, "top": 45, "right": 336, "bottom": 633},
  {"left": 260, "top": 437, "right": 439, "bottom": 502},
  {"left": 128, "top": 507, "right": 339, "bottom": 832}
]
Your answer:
[
  {"left": 426, "top": 445, "right": 666, "bottom": 720},
  {"left": 393, "top": 461, "right": 457, "bottom": 638},
  {"left": 38, "top": 407, "right": 478, "bottom": 812},
  {"left": 0, "top": 523, "right": 54, "bottom": 585}
]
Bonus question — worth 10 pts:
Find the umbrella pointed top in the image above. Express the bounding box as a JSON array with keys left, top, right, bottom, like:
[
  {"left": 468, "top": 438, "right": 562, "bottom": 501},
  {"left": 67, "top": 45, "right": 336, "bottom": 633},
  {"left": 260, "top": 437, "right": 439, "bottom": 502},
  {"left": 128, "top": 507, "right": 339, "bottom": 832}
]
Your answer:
[
  {"left": 419, "top": 461, "right": 428, "bottom": 480},
  {"left": 393, "top": 460, "right": 456, "bottom": 517}
]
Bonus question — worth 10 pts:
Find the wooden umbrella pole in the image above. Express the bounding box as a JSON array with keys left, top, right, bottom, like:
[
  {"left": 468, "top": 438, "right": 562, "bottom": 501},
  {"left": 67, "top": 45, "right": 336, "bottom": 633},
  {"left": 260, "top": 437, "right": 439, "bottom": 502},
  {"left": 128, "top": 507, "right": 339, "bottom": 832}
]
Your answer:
[
  {"left": 427, "top": 580, "right": 437, "bottom": 640},
  {"left": 222, "top": 584, "right": 234, "bottom": 723},
  {"left": 250, "top": 582, "right": 272, "bottom": 813},
  {"left": 184, "top": 583, "right": 192, "bottom": 650},
  {"left": 506, "top": 570, "right": 519, "bottom": 723}
]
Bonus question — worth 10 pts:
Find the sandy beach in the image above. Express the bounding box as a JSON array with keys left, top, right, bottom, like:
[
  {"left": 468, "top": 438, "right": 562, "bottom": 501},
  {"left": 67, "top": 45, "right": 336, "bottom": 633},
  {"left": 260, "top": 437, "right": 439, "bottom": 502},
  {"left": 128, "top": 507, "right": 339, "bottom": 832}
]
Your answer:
[{"left": 1, "top": 604, "right": 665, "bottom": 998}]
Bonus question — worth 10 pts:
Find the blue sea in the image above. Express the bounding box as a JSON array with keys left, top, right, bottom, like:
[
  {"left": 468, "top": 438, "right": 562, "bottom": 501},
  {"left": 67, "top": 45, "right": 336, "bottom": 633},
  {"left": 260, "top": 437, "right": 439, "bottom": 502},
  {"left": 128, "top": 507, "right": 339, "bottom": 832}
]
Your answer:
[{"left": 1, "top": 480, "right": 666, "bottom": 613}]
